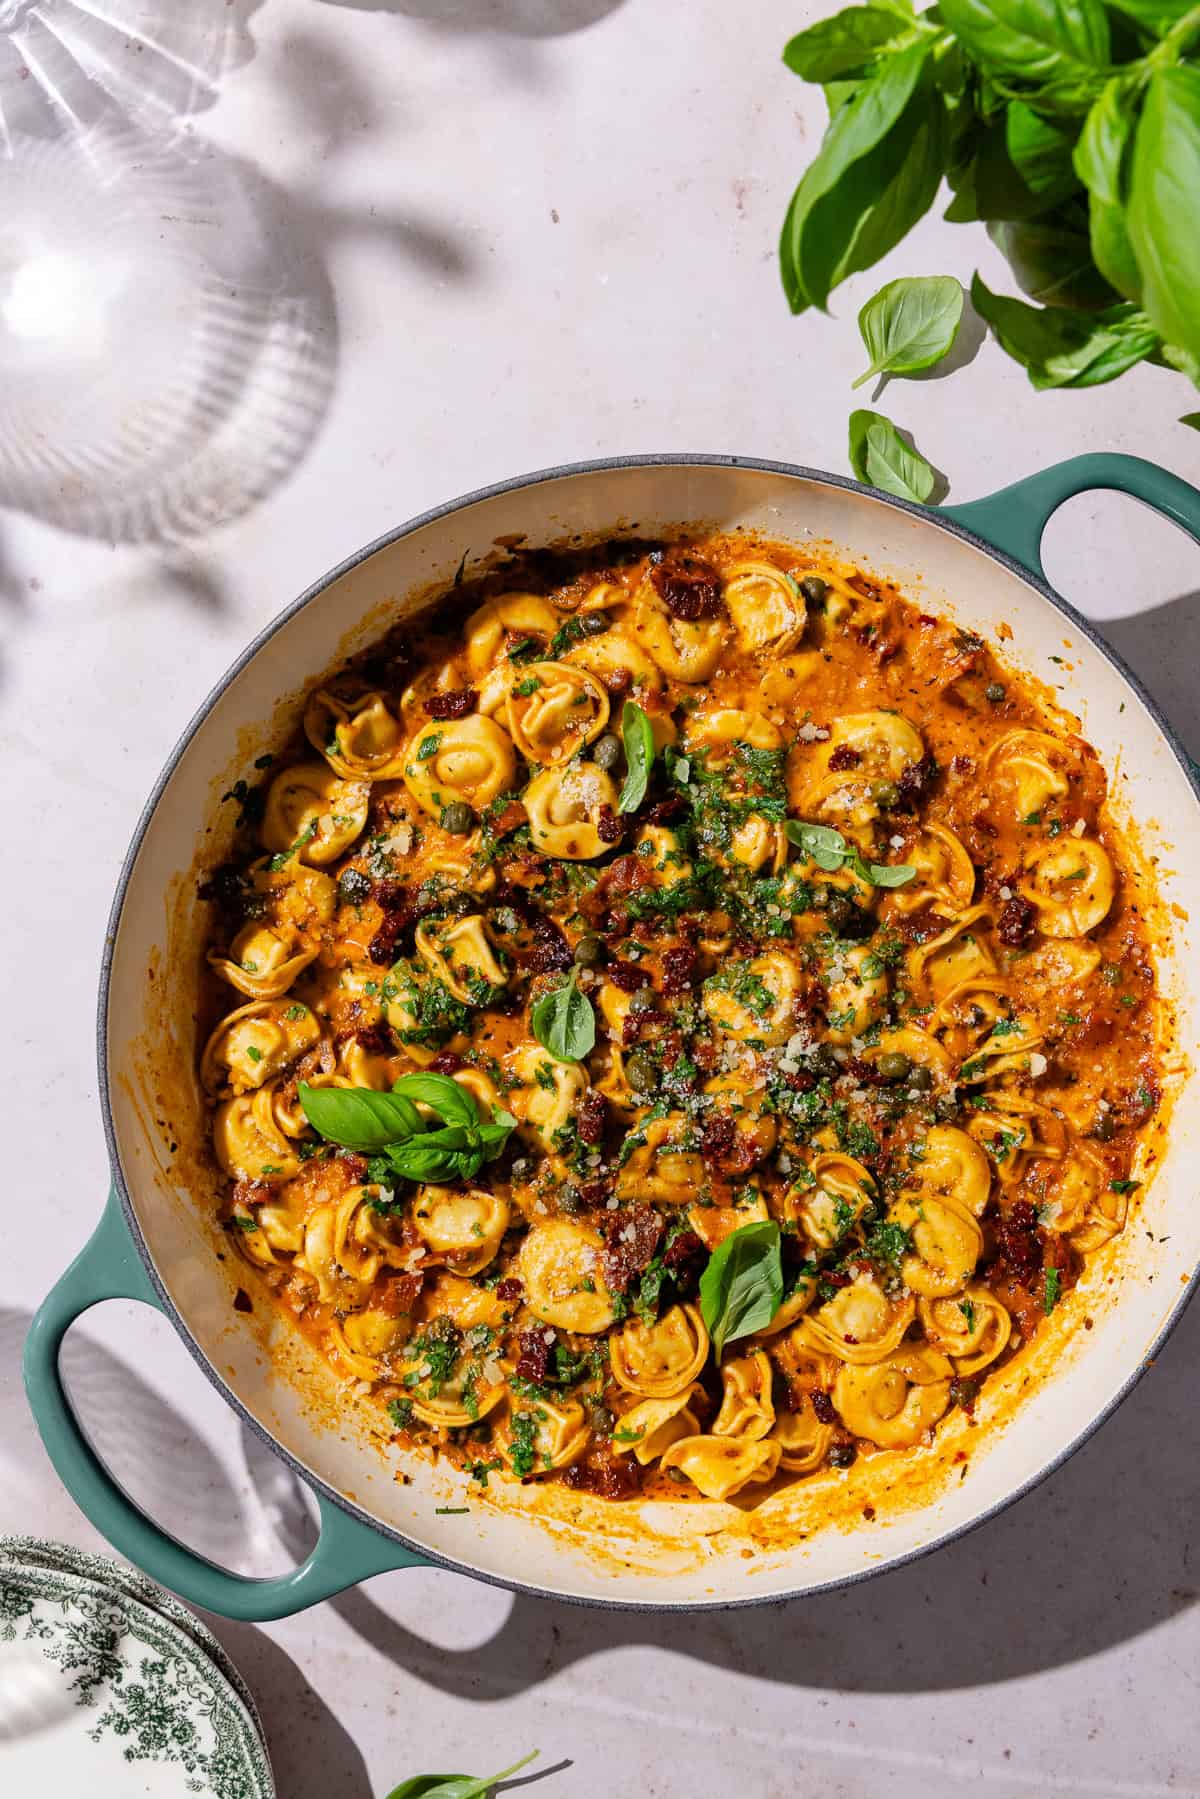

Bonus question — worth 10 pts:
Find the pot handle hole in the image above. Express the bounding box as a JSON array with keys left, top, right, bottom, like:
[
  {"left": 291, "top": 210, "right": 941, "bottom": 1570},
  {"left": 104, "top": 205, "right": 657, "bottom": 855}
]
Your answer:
[
  {"left": 942, "top": 451, "right": 1200, "bottom": 582},
  {"left": 23, "top": 1190, "right": 431, "bottom": 1621}
]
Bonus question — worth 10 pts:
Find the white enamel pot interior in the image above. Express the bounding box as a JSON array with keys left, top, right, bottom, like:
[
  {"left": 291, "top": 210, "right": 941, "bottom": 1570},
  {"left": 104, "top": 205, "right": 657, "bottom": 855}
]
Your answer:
[{"left": 94, "top": 456, "right": 1200, "bottom": 1612}]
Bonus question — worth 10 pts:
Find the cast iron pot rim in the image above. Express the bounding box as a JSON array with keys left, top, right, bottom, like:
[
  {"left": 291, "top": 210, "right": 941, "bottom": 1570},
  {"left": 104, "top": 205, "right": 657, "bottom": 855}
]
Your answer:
[{"left": 95, "top": 451, "right": 1200, "bottom": 1613}]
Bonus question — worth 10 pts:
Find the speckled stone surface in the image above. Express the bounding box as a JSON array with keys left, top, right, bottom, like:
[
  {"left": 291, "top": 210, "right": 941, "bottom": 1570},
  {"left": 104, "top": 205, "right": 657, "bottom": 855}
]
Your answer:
[{"left": 1, "top": 3, "right": 1197, "bottom": 1795}]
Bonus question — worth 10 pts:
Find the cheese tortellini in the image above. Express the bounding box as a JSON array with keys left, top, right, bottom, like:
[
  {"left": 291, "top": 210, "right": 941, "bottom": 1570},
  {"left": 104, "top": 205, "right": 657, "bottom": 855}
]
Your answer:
[
  {"left": 517, "top": 1221, "right": 614, "bottom": 1334},
  {"left": 403, "top": 714, "right": 517, "bottom": 820},
  {"left": 722, "top": 561, "right": 806, "bottom": 656},
  {"left": 1020, "top": 837, "right": 1116, "bottom": 937},
  {"left": 207, "top": 921, "right": 317, "bottom": 1000},
  {"left": 610, "top": 1304, "right": 709, "bottom": 1399},
  {"left": 524, "top": 762, "right": 620, "bottom": 859},
  {"left": 261, "top": 761, "right": 370, "bottom": 864},
  {"left": 833, "top": 1346, "right": 952, "bottom": 1449},
  {"left": 304, "top": 687, "right": 408, "bottom": 780},
  {"left": 505, "top": 661, "right": 609, "bottom": 764},
  {"left": 201, "top": 999, "right": 322, "bottom": 1096}
]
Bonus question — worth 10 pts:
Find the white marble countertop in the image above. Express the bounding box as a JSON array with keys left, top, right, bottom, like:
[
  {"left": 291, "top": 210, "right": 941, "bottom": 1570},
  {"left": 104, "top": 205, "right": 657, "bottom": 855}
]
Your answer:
[{"left": 1, "top": 2, "right": 1198, "bottom": 1795}]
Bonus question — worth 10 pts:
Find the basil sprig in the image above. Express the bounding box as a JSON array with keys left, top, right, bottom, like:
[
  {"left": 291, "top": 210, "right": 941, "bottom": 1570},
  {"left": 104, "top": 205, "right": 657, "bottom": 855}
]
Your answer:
[
  {"left": 785, "top": 818, "right": 917, "bottom": 889},
  {"left": 385, "top": 1750, "right": 540, "bottom": 1799},
  {"left": 699, "top": 1220, "right": 784, "bottom": 1361},
  {"left": 618, "top": 699, "right": 655, "bottom": 813},
  {"left": 531, "top": 969, "right": 596, "bottom": 1063},
  {"left": 299, "top": 1073, "right": 515, "bottom": 1185},
  {"left": 778, "top": 0, "right": 1200, "bottom": 408},
  {"left": 848, "top": 408, "right": 937, "bottom": 503},
  {"left": 853, "top": 275, "right": 963, "bottom": 387}
]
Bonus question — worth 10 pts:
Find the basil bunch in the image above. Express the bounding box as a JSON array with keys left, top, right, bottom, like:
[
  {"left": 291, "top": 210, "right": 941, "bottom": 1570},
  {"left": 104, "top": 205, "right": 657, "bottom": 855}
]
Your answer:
[
  {"left": 780, "top": 0, "right": 1200, "bottom": 408},
  {"left": 785, "top": 818, "right": 917, "bottom": 888},
  {"left": 299, "top": 1073, "right": 515, "bottom": 1185}
]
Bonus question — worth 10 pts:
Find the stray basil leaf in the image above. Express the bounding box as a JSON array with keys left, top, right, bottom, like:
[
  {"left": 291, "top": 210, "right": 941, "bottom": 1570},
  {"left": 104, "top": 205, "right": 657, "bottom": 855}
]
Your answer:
[
  {"left": 851, "top": 853, "right": 918, "bottom": 888},
  {"left": 848, "top": 408, "right": 937, "bottom": 502},
  {"left": 531, "top": 970, "right": 596, "bottom": 1063},
  {"left": 618, "top": 699, "right": 655, "bottom": 814},
  {"left": 785, "top": 819, "right": 851, "bottom": 872},
  {"left": 853, "top": 274, "right": 963, "bottom": 387},
  {"left": 385, "top": 1750, "right": 540, "bottom": 1799},
  {"left": 699, "top": 1221, "right": 784, "bottom": 1361},
  {"left": 1182, "top": 413, "right": 1200, "bottom": 432},
  {"left": 298, "top": 1083, "right": 425, "bottom": 1151}
]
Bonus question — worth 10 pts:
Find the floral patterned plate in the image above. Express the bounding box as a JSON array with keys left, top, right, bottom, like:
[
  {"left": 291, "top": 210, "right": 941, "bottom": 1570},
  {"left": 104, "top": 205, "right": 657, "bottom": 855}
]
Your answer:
[{"left": 0, "top": 1551, "right": 274, "bottom": 1798}]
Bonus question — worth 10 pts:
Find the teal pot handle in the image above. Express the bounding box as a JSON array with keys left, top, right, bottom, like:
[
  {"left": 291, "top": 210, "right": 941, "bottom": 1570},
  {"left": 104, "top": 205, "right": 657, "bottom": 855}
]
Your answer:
[
  {"left": 24, "top": 1191, "right": 430, "bottom": 1620},
  {"left": 942, "top": 451, "right": 1200, "bottom": 579}
]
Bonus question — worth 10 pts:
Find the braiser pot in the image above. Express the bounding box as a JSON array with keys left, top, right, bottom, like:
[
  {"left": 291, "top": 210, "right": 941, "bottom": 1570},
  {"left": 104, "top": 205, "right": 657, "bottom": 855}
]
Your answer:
[{"left": 24, "top": 452, "right": 1200, "bottom": 1621}]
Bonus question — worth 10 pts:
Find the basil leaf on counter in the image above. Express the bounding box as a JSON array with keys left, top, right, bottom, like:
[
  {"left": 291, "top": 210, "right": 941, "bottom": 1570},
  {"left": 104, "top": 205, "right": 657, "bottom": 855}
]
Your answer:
[
  {"left": 386, "top": 1750, "right": 540, "bottom": 1799},
  {"left": 392, "top": 1071, "right": 481, "bottom": 1130},
  {"left": 1182, "top": 413, "right": 1200, "bottom": 432},
  {"left": 297, "top": 1083, "right": 424, "bottom": 1151},
  {"left": 700, "top": 1221, "right": 784, "bottom": 1360},
  {"left": 531, "top": 970, "right": 596, "bottom": 1063},
  {"left": 848, "top": 408, "right": 936, "bottom": 502},
  {"left": 618, "top": 699, "right": 655, "bottom": 814},
  {"left": 853, "top": 275, "right": 963, "bottom": 387},
  {"left": 1126, "top": 66, "right": 1200, "bottom": 366}
]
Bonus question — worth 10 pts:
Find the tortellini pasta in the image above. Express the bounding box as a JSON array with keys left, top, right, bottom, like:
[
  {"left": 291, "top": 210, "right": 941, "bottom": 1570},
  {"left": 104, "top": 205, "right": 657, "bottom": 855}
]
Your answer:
[
  {"left": 1019, "top": 838, "right": 1116, "bottom": 937},
  {"left": 464, "top": 592, "right": 559, "bottom": 673},
  {"left": 804, "top": 709, "right": 924, "bottom": 825},
  {"left": 501, "top": 1397, "right": 590, "bottom": 1475},
  {"left": 207, "top": 921, "right": 317, "bottom": 1000},
  {"left": 985, "top": 728, "right": 1075, "bottom": 821},
  {"left": 615, "top": 1115, "right": 705, "bottom": 1207},
  {"left": 787, "top": 1148, "right": 875, "bottom": 1252},
  {"left": 909, "top": 908, "right": 998, "bottom": 1002},
  {"left": 889, "top": 823, "right": 975, "bottom": 916},
  {"left": 517, "top": 1221, "right": 614, "bottom": 1334},
  {"left": 201, "top": 999, "right": 322, "bottom": 1096},
  {"left": 523, "top": 762, "right": 620, "bottom": 859},
  {"left": 833, "top": 1347, "right": 952, "bottom": 1449},
  {"left": 632, "top": 586, "right": 729, "bottom": 682},
  {"left": 612, "top": 1388, "right": 704, "bottom": 1465},
  {"left": 712, "top": 1351, "right": 775, "bottom": 1441},
  {"left": 770, "top": 1403, "right": 834, "bottom": 1474},
  {"left": 918, "top": 1287, "right": 1011, "bottom": 1375},
  {"left": 659, "top": 1434, "right": 782, "bottom": 1500},
  {"left": 566, "top": 627, "right": 665, "bottom": 693},
  {"left": 403, "top": 714, "right": 517, "bottom": 820},
  {"left": 609, "top": 1304, "right": 709, "bottom": 1398},
  {"left": 507, "top": 1044, "right": 589, "bottom": 1155},
  {"left": 800, "top": 1277, "right": 916, "bottom": 1365},
  {"left": 722, "top": 560, "right": 806, "bottom": 656},
  {"left": 704, "top": 950, "right": 804, "bottom": 1045},
  {"left": 412, "top": 1184, "right": 510, "bottom": 1275},
  {"left": 212, "top": 1089, "right": 302, "bottom": 1184},
  {"left": 822, "top": 941, "right": 890, "bottom": 1044},
  {"left": 304, "top": 687, "right": 408, "bottom": 780},
  {"left": 505, "top": 660, "right": 610, "bottom": 764},
  {"left": 261, "top": 761, "right": 370, "bottom": 864},
  {"left": 415, "top": 914, "right": 508, "bottom": 1005}
]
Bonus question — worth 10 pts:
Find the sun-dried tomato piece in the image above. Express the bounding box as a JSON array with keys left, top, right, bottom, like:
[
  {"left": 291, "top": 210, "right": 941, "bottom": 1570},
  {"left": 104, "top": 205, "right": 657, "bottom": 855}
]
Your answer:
[
  {"left": 648, "top": 551, "right": 723, "bottom": 621},
  {"left": 424, "top": 687, "right": 478, "bottom": 720}
]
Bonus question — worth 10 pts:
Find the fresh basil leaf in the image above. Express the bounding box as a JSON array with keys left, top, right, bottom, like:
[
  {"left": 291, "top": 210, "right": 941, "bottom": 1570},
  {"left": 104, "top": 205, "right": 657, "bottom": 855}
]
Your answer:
[
  {"left": 848, "top": 408, "right": 936, "bottom": 502},
  {"left": 784, "top": 819, "right": 850, "bottom": 872},
  {"left": 385, "top": 1750, "right": 540, "bottom": 1799},
  {"left": 531, "top": 971, "right": 596, "bottom": 1063},
  {"left": 618, "top": 699, "right": 655, "bottom": 814},
  {"left": 699, "top": 1221, "right": 784, "bottom": 1361},
  {"left": 298, "top": 1083, "right": 422, "bottom": 1151},
  {"left": 1126, "top": 67, "right": 1200, "bottom": 366},
  {"left": 937, "top": 0, "right": 1109, "bottom": 91},
  {"left": 853, "top": 275, "right": 963, "bottom": 387},
  {"left": 783, "top": 7, "right": 915, "bottom": 83},
  {"left": 1105, "top": 0, "right": 1194, "bottom": 31},
  {"left": 385, "top": 1127, "right": 478, "bottom": 1184},
  {"left": 392, "top": 1072, "right": 481, "bottom": 1129},
  {"left": 1183, "top": 413, "right": 1200, "bottom": 431},
  {"left": 781, "top": 41, "right": 937, "bottom": 312},
  {"left": 1074, "top": 79, "right": 1135, "bottom": 210},
  {"left": 971, "top": 272, "right": 1159, "bottom": 387},
  {"left": 1158, "top": 341, "right": 1200, "bottom": 386},
  {"left": 1004, "top": 102, "right": 1080, "bottom": 206},
  {"left": 1089, "top": 194, "right": 1143, "bottom": 302}
]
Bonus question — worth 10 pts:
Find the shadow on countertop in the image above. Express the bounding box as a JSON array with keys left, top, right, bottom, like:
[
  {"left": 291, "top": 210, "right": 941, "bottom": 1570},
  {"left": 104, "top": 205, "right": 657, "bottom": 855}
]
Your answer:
[
  {"left": 239, "top": 1283, "right": 1199, "bottom": 1697},
  {"left": 315, "top": 0, "right": 627, "bottom": 35}
]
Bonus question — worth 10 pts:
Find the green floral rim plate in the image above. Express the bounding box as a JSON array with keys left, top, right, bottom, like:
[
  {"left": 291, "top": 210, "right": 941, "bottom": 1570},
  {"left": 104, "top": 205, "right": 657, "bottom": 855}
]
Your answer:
[
  {"left": 0, "top": 1536, "right": 265, "bottom": 1743},
  {"left": 0, "top": 1547, "right": 275, "bottom": 1798}
]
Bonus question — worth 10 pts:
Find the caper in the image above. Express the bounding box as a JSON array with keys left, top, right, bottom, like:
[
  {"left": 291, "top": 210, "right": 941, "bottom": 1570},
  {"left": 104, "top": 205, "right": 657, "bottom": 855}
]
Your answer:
[
  {"left": 800, "top": 574, "right": 829, "bottom": 607},
  {"left": 1090, "top": 1108, "right": 1117, "bottom": 1141},
  {"left": 985, "top": 682, "right": 1006, "bottom": 703},
  {"left": 811, "top": 1046, "right": 840, "bottom": 1081},
  {"left": 581, "top": 609, "right": 611, "bottom": 636},
  {"left": 573, "top": 932, "right": 606, "bottom": 968},
  {"left": 870, "top": 779, "right": 900, "bottom": 809},
  {"left": 625, "top": 1049, "right": 658, "bottom": 1094},
  {"left": 827, "top": 1439, "right": 857, "bottom": 1469},
  {"left": 441, "top": 801, "right": 475, "bottom": 835},
  {"left": 592, "top": 732, "right": 623, "bottom": 771},
  {"left": 824, "top": 892, "right": 852, "bottom": 932},
  {"left": 934, "top": 1092, "right": 960, "bottom": 1122},
  {"left": 907, "top": 1063, "right": 933, "bottom": 1093},
  {"left": 877, "top": 1050, "right": 913, "bottom": 1082}
]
